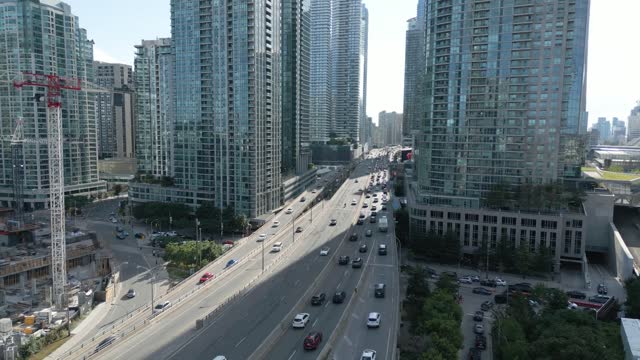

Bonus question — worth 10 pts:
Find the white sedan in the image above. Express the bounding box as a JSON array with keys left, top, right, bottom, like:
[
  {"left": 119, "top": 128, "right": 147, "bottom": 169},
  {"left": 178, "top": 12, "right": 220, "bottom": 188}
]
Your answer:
[
  {"left": 292, "top": 313, "right": 310, "bottom": 328},
  {"left": 361, "top": 349, "right": 377, "bottom": 360},
  {"left": 320, "top": 247, "right": 330, "bottom": 256},
  {"left": 367, "top": 312, "right": 381, "bottom": 328},
  {"left": 257, "top": 234, "right": 267, "bottom": 242},
  {"left": 272, "top": 220, "right": 280, "bottom": 227},
  {"left": 495, "top": 278, "right": 507, "bottom": 286},
  {"left": 285, "top": 208, "right": 293, "bottom": 214}
]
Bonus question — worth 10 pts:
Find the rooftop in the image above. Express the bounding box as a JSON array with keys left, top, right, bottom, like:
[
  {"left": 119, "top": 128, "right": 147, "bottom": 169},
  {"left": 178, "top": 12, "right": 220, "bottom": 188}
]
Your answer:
[
  {"left": 582, "top": 167, "right": 640, "bottom": 182},
  {"left": 622, "top": 318, "right": 640, "bottom": 359}
]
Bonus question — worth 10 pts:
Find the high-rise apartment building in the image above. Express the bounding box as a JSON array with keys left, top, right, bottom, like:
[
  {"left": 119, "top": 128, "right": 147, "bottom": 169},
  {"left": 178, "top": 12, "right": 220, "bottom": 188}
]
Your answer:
[
  {"left": 135, "top": 0, "right": 282, "bottom": 217},
  {"left": 134, "top": 38, "right": 174, "bottom": 177},
  {"left": 309, "top": 0, "right": 368, "bottom": 144},
  {"left": 628, "top": 101, "right": 640, "bottom": 143},
  {"left": 402, "top": 0, "right": 426, "bottom": 138},
  {"left": 612, "top": 117, "right": 626, "bottom": 144},
  {"left": 94, "top": 62, "right": 135, "bottom": 159},
  {"left": 0, "top": 0, "right": 105, "bottom": 210},
  {"left": 378, "top": 111, "right": 403, "bottom": 146},
  {"left": 414, "top": 0, "right": 590, "bottom": 208},
  {"left": 358, "top": 4, "right": 369, "bottom": 147},
  {"left": 282, "top": 0, "right": 312, "bottom": 175},
  {"left": 594, "top": 117, "right": 611, "bottom": 144}
]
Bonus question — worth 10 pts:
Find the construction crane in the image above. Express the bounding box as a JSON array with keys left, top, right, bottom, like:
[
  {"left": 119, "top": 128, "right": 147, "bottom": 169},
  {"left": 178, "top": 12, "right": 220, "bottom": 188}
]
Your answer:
[{"left": 12, "top": 72, "right": 106, "bottom": 309}]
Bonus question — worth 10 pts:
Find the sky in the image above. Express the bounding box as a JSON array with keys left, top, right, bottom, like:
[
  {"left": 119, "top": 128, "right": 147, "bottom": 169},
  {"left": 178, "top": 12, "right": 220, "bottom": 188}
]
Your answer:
[{"left": 64, "top": 0, "right": 640, "bottom": 127}]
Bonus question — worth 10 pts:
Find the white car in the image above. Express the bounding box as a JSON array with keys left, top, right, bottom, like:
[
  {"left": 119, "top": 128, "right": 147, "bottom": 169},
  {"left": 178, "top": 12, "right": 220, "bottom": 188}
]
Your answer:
[
  {"left": 285, "top": 208, "right": 293, "bottom": 214},
  {"left": 110, "top": 218, "right": 117, "bottom": 223},
  {"left": 366, "top": 312, "right": 381, "bottom": 328},
  {"left": 458, "top": 276, "right": 473, "bottom": 284},
  {"left": 271, "top": 242, "right": 282, "bottom": 252},
  {"left": 361, "top": 349, "right": 377, "bottom": 360},
  {"left": 320, "top": 247, "right": 330, "bottom": 256},
  {"left": 351, "top": 199, "right": 357, "bottom": 205},
  {"left": 153, "top": 301, "right": 171, "bottom": 314},
  {"left": 567, "top": 301, "right": 578, "bottom": 309},
  {"left": 292, "top": 313, "right": 310, "bottom": 328},
  {"left": 495, "top": 278, "right": 507, "bottom": 286},
  {"left": 257, "top": 234, "right": 267, "bottom": 242},
  {"left": 273, "top": 220, "right": 280, "bottom": 227}
]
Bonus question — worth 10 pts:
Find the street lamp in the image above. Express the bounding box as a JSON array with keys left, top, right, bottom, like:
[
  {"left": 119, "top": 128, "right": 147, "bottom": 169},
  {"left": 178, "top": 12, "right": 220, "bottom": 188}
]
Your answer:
[{"left": 137, "top": 265, "right": 160, "bottom": 315}]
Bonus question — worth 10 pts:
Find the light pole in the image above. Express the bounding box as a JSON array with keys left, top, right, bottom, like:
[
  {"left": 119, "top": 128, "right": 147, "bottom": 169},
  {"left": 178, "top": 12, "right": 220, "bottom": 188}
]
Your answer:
[
  {"left": 261, "top": 239, "right": 265, "bottom": 273},
  {"left": 137, "top": 265, "right": 158, "bottom": 316},
  {"left": 292, "top": 217, "right": 295, "bottom": 243},
  {"left": 195, "top": 218, "right": 201, "bottom": 267}
]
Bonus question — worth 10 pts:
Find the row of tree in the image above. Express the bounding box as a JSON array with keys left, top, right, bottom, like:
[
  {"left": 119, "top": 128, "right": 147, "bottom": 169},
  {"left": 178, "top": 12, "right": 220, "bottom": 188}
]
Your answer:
[
  {"left": 493, "top": 285, "right": 623, "bottom": 359},
  {"left": 403, "top": 268, "right": 462, "bottom": 359},
  {"left": 625, "top": 277, "right": 640, "bottom": 319},
  {"left": 475, "top": 237, "right": 554, "bottom": 276},
  {"left": 163, "top": 240, "right": 225, "bottom": 269},
  {"left": 483, "top": 182, "right": 586, "bottom": 212}
]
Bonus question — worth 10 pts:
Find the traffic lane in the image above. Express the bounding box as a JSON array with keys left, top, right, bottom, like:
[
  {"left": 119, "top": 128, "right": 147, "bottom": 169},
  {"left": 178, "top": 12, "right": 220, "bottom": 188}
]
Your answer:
[
  {"left": 169, "top": 218, "right": 352, "bottom": 359},
  {"left": 266, "top": 226, "right": 377, "bottom": 359}
]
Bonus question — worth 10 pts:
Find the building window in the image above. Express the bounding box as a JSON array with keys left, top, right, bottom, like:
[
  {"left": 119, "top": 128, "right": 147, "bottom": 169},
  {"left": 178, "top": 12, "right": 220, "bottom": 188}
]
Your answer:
[
  {"left": 447, "top": 222, "right": 453, "bottom": 233},
  {"left": 521, "top": 218, "right": 537, "bottom": 227},
  {"left": 472, "top": 225, "right": 479, "bottom": 247},
  {"left": 431, "top": 210, "right": 444, "bottom": 219},
  {"left": 483, "top": 215, "right": 497, "bottom": 224},
  {"left": 482, "top": 225, "right": 489, "bottom": 243},
  {"left": 455, "top": 223, "right": 461, "bottom": 236},
  {"left": 541, "top": 220, "right": 557, "bottom": 229},
  {"left": 572, "top": 219, "right": 583, "bottom": 228},
  {"left": 464, "top": 224, "right": 470, "bottom": 246},
  {"left": 438, "top": 221, "right": 444, "bottom": 235},
  {"left": 430, "top": 220, "right": 436, "bottom": 231},
  {"left": 550, "top": 232, "right": 557, "bottom": 255},
  {"left": 520, "top": 229, "right": 527, "bottom": 247},
  {"left": 529, "top": 230, "right": 536, "bottom": 252},
  {"left": 448, "top": 212, "right": 461, "bottom": 220},
  {"left": 540, "top": 231, "right": 547, "bottom": 248},
  {"left": 501, "top": 217, "right": 517, "bottom": 226},
  {"left": 574, "top": 231, "right": 582, "bottom": 255},
  {"left": 564, "top": 230, "right": 572, "bottom": 253},
  {"left": 491, "top": 227, "right": 497, "bottom": 248},
  {"left": 509, "top": 228, "right": 516, "bottom": 244},
  {"left": 465, "top": 213, "right": 479, "bottom": 222}
]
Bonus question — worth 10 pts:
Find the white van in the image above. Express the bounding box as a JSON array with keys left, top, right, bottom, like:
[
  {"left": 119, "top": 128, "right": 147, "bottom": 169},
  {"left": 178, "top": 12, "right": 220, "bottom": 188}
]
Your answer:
[{"left": 271, "top": 242, "right": 283, "bottom": 252}]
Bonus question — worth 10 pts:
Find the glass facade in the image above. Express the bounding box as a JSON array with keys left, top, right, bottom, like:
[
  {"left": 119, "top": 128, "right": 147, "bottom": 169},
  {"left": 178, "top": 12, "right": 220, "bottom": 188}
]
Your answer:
[
  {"left": 0, "top": 0, "right": 104, "bottom": 210},
  {"left": 415, "top": 0, "right": 590, "bottom": 208}
]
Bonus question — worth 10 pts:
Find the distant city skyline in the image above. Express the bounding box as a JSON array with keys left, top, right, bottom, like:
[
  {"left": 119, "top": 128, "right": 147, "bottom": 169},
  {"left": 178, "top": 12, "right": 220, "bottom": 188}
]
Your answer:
[{"left": 62, "top": 0, "right": 640, "bottom": 126}]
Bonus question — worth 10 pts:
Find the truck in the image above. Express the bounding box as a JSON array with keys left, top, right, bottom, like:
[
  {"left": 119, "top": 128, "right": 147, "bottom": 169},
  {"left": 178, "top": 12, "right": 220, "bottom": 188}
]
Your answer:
[{"left": 378, "top": 216, "right": 388, "bottom": 232}]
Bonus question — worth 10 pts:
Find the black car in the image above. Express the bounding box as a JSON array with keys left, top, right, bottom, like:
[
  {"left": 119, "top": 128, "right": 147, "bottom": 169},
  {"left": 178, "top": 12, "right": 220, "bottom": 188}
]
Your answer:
[
  {"left": 473, "top": 287, "right": 492, "bottom": 295},
  {"left": 134, "top": 232, "right": 145, "bottom": 239},
  {"left": 352, "top": 257, "right": 363, "bottom": 268},
  {"left": 480, "top": 301, "right": 493, "bottom": 311},
  {"left": 480, "top": 279, "right": 497, "bottom": 288},
  {"left": 589, "top": 295, "right": 611, "bottom": 304},
  {"left": 332, "top": 291, "right": 346, "bottom": 304},
  {"left": 597, "top": 283, "right": 608, "bottom": 295},
  {"left": 369, "top": 217, "right": 377, "bottom": 223},
  {"left": 338, "top": 256, "right": 350, "bottom": 265},
  {"left": 349, "top": 233, "right": 358, "bottom": 241},
  {"left": 473, "top": 311, "right": 484, "bottom": 322},
  {"left": 357, "top": 219, "right": 364, "bottom": 225},
  {"left": 566, "top": 290, "right": 587, "bottom": 300},
  {"left": 311, "top": 293, "right": 326, "bottom": 305},
  {"left": 94, "top": 336, "right": 117, "bottom": 354},
  {"left": 468, "top": 348, "right": 482, "bottom": 360},
  {"left": 374, "top": 283, "right": 386, "bottom": 298},
  {"left": 475, "top": 335, "right": 487, "bottom": 350},
  {"left": 359, "top": 244, "right": 368, "bottom": 253}
]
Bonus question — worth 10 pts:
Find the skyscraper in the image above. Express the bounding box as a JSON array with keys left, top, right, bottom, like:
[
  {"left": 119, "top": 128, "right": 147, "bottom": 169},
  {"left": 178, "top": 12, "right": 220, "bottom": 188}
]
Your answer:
[
  {"left": 628, "top": 101, "right": 640, "bottom": 143},
  {"left": 359, "top": 4, "right": 369, "bottom": 147},
  {"left": 0, "top": 0, "right": 105, "bottom": 210},
  {"left": 94, "top": 62, "right": 135, "bottom": 159},
  {"left": 171, "top": 0, "right": 281, "bottom": 217},
  {"left": 414, "top": 0, "right": 590, "bottom": 208},
  {"left": 594, "top": 117, "right": 611, "bottom": 144},
  {"left": 134, "top": 38, "right": 174, "bottom": 177},
  {"left": 402, "top": 0, "right": 426, "bottom": 138},
  {"left": 378, "top": 111, "right": 403, "bottom": 146},
  {"left": 282, "top": 0, "right": 312, "bottom": 175},
  {"left": 309, "top": 0, "right": 333, "bottom": 143}
]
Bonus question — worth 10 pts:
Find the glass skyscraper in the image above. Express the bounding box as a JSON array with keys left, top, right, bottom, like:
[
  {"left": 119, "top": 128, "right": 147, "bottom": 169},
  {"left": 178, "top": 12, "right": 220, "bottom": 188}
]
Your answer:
[
  {"left": 415, "top": 0, "right": 590, "bottom": 208},
  {"left": 0, "top": 0, "right": 105, "bottom": 210}
]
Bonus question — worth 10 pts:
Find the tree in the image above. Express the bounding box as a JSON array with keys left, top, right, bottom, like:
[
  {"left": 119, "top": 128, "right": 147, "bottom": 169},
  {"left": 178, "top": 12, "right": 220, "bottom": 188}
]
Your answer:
[
  {"left": 394, "top": 208, "right": 410, "bottom": 245},
  {"left": 514, "top": 244, "right": 531, "bottom": 275},
  {"left": 435, "top": 273, "right": 459, "bottom": 295},
  {"left": 625, "top": 277, "right": 640, "bottom": 319},
  {"left": 113, "top": 184, "right": 123, "bottom": 196},
  {"left": 495, "top": 236, "right": 513, "bottom": 271},
  {"left": 532, "top": 245, "right": 554, "bottom": 274}
]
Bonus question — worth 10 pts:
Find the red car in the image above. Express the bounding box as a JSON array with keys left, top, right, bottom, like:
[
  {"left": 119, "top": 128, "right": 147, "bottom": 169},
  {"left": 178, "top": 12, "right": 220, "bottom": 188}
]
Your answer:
[
  {"left": 198, "top": 272, "right": 214, "bottom": 284},
  {"left": 303, "top": 331, "right": 322, "bottom": 350}
]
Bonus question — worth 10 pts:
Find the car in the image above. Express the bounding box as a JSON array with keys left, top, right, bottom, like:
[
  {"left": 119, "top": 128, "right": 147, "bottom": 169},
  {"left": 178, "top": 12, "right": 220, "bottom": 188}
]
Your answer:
[
  {"left": 474, "top": 324, "right": 484, "bottom": 334},
  {"left": 349, "top": 233, "right": 359, "bottom": 241},
  {"left": 359, "top": 243, "right": 368, "bottom": 253},
  {"left": 272, "top": 220, "right": 280, "bottom": 227},
  {"left": 296, "top": 226, "right": 303, "bottom": 233},
  {"left": 369, "top": 217, "right": 377, "bottom": 223},
  {"left": 126, "top": 288, "right": 136, "bottom": 298},
  {"left": 566, "top": 290, "right": 587, "bottom": 300},
  {"left": 378, "top": 244, "right": 387, "bottom": 255},
  {"left": 480, "top": 279, "right": 497, "bottom": 287},
  {"left": 198, "top": 272, "right": 214, "bottom": 284},
  {"left": 94, "top": 335, "right": 117, "bottom": 353},
  {"left": 320, "top": 247, "right": 330, "bottom": 256},
  {"left": 116, "top": 233, "right": 127, "bottom": 240},
  {"left": 495, "top": 278, "right": 507, "bottom": 286},
  {"left": 365, "top": 229, "right": 372, "bottom": 237},
  {"left": 330, "top": 219, "right": 337, "bottom": 226},
  {"left": 467, "top": 347, "right": 482, "bottom": 360},
  {"left": 371, "top": 205, "right": 377, "bottom": 211},
  {"left": 257, "top": 233, "right": 267, "bottom": 242},
  {"left": 480, "top": 301, "right": 493, "bottom": 311},
  {"left": 333, "top": 291, "right": 346, "bottom": 303},
  {"left": 528, "top": 299, "right": 540, "bottom": 307},
  {"left": 372, "top": 193, "right": 378, "bottom": 197},
  {"left": 116, "top": 226, "right": 124, "bottom": 232},
  {"left": 589, "top": 294, "right": 611, "bottom": 304},
  {"left": 475, "top": 335, "right": 487, "bottom": 350},
  {"left": 367, "top": 312, "right": 381, "bottom": 328},
  {"left": 352, "top": 257, "right": 363, "bottom": 268},
  {"left": 362, "top": 203, "right": 369, "bottom": 208},
  {"left": 458, "top": 276, "right": 473, "bottom": 284},
  {"left": 381, "top": 205, "right": 387, "bottom": 211},
  {"left": 357, "top": 219, "right": 364, "bottom": 225},
  {"left": 338, "top": 255, "right": 350, "bottom": 265},
  {"left": 111, "top": 218, "right": 118, "bottom": 223},
  {"left": 311, "top": 293, "right": 326, "bottom": 305},
  {"left": 271, "top": 242, "right": 283, "bottom": 252},
  {"left": 470, "top": 275, "right": 480, "bottom": 282},
  {"left": 473, "top": 287, "right": 492, "bottom": 295},
  {"left": 567, "top": 301, "right": 578, "bottom": 309},
  {"left": 373, "top": 198, "right": 379, "bottom": 203},
  {"left": 355, "top": 179, "right": 358, "bottom": 183},
  {"left": 597, "top": 283, "right": 608, "bottom": 295},
  {"left": 374, "top": 283, "right": 386, "bottom": 298},
  {"left": 134, "top": 232, "right": 145, "bottom": 239},
  {"left": 292, "top": 313, "right": 310, "bottom": 328},
  {"left": 225, "top": 259, "right": 238, "bottom": 269},
  {"left": 473, "top": 311, "right": 484, "bottom": 321},
  {"left": 285, "top": 208, "right": 293, "bottom": 214},
  {"left": 351, "top": 199, "right": 357, "bottom": 205},
  {"left": 361, "top": 349, "right": 377, "bottom": 360},
  {"left": 303, "top": 331, "right": 323, "bottom": 350},
  {"left": 300, "top": 197, "right": 306, "bottom": 202},
  {"left": 366, "top": 194, "right": 371, "bottom": 199},
  {"left": 153, "top": 301, "right": 172, "bottom": 314}
]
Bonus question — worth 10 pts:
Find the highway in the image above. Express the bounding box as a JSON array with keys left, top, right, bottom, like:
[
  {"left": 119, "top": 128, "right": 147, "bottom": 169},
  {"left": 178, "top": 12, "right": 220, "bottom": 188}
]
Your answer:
[{"left": 60, "top": 168, "right": 345, "bottom": 359}]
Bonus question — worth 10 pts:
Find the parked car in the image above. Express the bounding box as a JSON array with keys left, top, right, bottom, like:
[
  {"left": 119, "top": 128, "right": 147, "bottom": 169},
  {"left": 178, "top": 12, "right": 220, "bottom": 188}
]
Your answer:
[
  {"left": 338, "top": 256, "right": 350, "bottom": 265},
  {"left": 480, "top": 301, "right": 493, "bottom": 311},
  {"left": 471, "top": 275, "right": 480, "bottom": 282},
  {"left": 589, "top": 294, "right": 611, "bottom": 304},
  {"left": 566, "top": 290, "right": 587, "bottom": 300},
  {"left": 597, "top": 283, "right": 608, "bottom": 295},
  {"left": 480, "top": 279, "right": 497, "bottom": 288},
  {"left": 473, "top": 311, "right": 484, "bottom": 322},
  {"left": 473, "top": 287, "right": 492, "bottom": 295},
  {"left": 458, "top": 276, "right": 473, "bottom": 284},
  {"left": 311, "top": 293, "right": 326, "bottom": 305},
  {"left": 292, "top": 313, "right": 310, "bottom": 328},
  {"left": 474, "top": 324, "right": 484, "bottom": 334},
  {"left": 330, "top": 219, "right": 337, "bottom": 226},
  {"left": 333, "top": 291, "right": 346, "bottom": 304},
  {"left": 303, "top": 331, "right": 322, "bottom": 350},
  {"left": 475, "top": 335, "right": 487, "bottom": 350},
  {"left": 134, "top": 233, "right": 145, "bottom": 239},
  {"left": 495, "top": 278, "right": 507, "bottom": 286},
  {"left": 468, "top": 348, "right": 482, "bottom": 360}
]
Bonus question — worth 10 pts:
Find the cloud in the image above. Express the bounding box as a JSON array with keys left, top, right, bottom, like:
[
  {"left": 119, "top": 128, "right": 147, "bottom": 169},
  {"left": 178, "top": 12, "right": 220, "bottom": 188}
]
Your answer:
[{"left": 93, "top": 47, "right": 132, "bottom": 66}]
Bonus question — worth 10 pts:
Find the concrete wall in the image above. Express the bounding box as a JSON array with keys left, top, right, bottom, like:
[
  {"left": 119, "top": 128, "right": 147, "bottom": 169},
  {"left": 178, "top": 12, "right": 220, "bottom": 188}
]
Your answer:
[
  {"left": 611, "top": 224, "right": 636, "bottom": 281},
  {"left": 583, "top": 191, "right": 615, "bottom": 253}
]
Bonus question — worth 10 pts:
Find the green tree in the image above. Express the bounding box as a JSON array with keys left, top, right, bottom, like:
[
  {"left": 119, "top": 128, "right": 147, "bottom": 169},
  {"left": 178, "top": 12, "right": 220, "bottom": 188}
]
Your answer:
[
  {"left": 435, "top": 273, "right": 459, "bottom": 295},
  {"left": 532, "top": 245, "right": 554, "bottom": 274},
  {"left": 625, "top": 277, "right": 640, "bottom": 319},
  {"left": 113, "top": 184, "right": 123, "bottom": 196},
  {"left": 514, "top": 244, "right": 531, "bottom": 275}
]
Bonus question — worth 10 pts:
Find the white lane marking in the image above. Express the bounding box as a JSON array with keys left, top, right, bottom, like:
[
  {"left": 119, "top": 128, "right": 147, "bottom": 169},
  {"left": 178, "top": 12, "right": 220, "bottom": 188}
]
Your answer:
[
  {"left": 287, "top": 350, "right": 296, "bottom": 360},
  {"left": 344, "top": 270, "right": 349, "bottom": 277},
  {"left": 386, "top": 328, "right": 393, "bottom": 359},
  {"left": 336, "top": 281, "right": 342, "bottom": 289},
  {"left": 313, "top": 318, "right": 318, "bottom": 327},
  {"left": 235, "top": 336, "right": 246, "bottom": 348},
  {"left": 280, "top": 296, "right": 285, "bottom": 302},
  {"left": 343, "top": 335, "right": 353, "bottom": 346},
  {"left": 294, "top": 279, "right": 300, "bottom": 286},
  {"left": 351, "top": 313, "right": 359, "bottom": 320},
  {"left": 324, "top": 301, "right": 330, "bottom": 308}
]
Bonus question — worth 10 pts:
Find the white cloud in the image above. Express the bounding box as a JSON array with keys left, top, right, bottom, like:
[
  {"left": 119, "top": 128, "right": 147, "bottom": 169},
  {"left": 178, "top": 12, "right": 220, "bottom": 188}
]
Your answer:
[{"left": 93, "top": 47, "right": 131, "bottom": 66}]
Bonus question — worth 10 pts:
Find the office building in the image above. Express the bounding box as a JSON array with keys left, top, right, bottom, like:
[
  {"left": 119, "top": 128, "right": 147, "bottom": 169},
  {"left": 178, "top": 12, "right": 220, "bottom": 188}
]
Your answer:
[
  {"left": 378, "top": 111, "right": 403, "bottom": 146},
  {"left": 595, "top": 117, "right": 612, "bottom": 143},
  {"left": 409, "top": 0, "right": 594, "bottom": 272},
  {"left": 628, "top": 101, "right": 640, "bottom": 144},
  {"left": 94, "top": 62, "right": 135, "bottom": 159},
  {"left": 282, "top": 0, "right": 312, "bottom": 175},
  {"left": 130, "top": 0, "right": 282, "bottom": 218},
  {"left": 0, "top": 0, "right": 106, "bottom": 210},
  {"left": 309, "top": 0, "right": 333, "bottom": 143},
  {"left": 134, "top": 38, "right": 174, "bottom": 177},
  {"left": 612, "top": 117, "right": 627, "bottom": 144},
  {"left": 358, "top": 4, "right": 369, "bottom": 147},
  {"left": 402, "top": 0, "right": 426, "bottom": 137}
]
